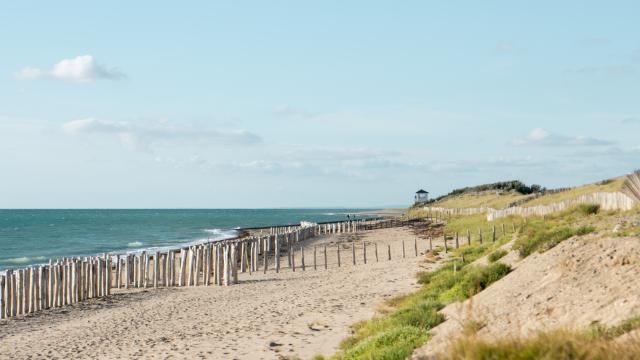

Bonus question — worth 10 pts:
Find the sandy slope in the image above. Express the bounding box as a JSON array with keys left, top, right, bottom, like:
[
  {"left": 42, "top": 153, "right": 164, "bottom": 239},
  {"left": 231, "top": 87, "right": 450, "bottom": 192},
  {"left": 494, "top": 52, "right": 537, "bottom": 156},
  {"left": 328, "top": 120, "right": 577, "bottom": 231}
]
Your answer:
[
  {"left": 0, "top": 227, "right": 434, "bottom": 360},
  {"left": 412, "top": 234, "right": 640, "bottom": 358}
]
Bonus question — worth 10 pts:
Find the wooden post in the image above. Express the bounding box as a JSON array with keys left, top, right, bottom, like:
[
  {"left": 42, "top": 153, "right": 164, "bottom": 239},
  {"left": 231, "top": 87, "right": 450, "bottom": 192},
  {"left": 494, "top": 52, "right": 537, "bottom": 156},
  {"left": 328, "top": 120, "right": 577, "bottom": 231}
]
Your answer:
[
  {"left": 512, "top": 223, "right": 516, "bottom": 233},
  {"left": 455, "top": 232, "right": 459, "bottom": 249},
  {"left": 363, "top": 241, "right": 367, "bottom": 264},
  {"left": 352, "top": 241, "right": 356, "bottom": 265},
  {"left": 223, "top": 244, "right": 230, "bottom": 286},
  {"left": 301, "top": 246, "right": 305, "bottom": 271},
  {"left": 402, "top": 240, "right": 406, "bottom": 258},
  {"left": 313, "top": 246, "right": 317, "bottom": 270},
  {"left": 231, "top": 243, "right": 238, "bottom": 284},
  {"left": 492, "top": 225, "right": 496, "bottom": 243},
  {"left": 275, "top": 236, "right": 280, "bottom": 273},
  {"left": 324, "top": 245, "right": 328, "bottom": 269},
  {"left": 1, "top": 274, "right": 5, "bottom": 319},
  {"left": 125, "top": 256, "right": 130, "bottom": 289},
  {"left": 467, "top": 229, "right": 471, "bottom": 246},
  {"left": 9, "top": 270, "right": 16, "bottom": 316},
  {"left": 387, "top": 244, "right": 391, "bottom": 260},
  {"left": 263, "top": 239, "right": 268, "bottom": 274},
  {"left": 429, "top": 236, "right": 433, "bottom": 251},
  {"left": 479, "top": 228, "right": 483, "bottom": 244},
  {"left": 444, "top": 234, "right": 448, "bottom": 253},
  {"left": 292, "top": 246, "right": 296, "bottom": 272},
  {"left": 177, "top": 249, "right": 185, "bottom": 287},
  {"left": 337, "top": 245, "right": 341, "bottom": 267},
  {"left": 414, "top": 238, "right": 418, "bottom": 256},
  {"left": 501, "top": 223, "right": 505, "bottom": 236},
  {"left": 375, "top": 243, "right": 379, "bottom": 262},
  {"left": 114, "top": 255, "right": 120, "bottom": 289}
]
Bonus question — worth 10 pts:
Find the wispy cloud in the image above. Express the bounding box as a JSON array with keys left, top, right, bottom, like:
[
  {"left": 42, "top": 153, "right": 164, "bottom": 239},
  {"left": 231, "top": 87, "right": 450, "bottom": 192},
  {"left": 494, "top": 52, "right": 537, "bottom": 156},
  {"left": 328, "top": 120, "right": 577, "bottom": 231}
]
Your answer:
[
  {"left": 15, "top": 55, "right": 125, "bottom": 83},
  {"left": 494, "top": 42, "right": 519, "bottom": 54},
  {"left": 566, "top": 65, "right": 634, "bottom": 77},
  {"left": 622, "top": 117, "right": 640, "bottom": 124},
  {"left": 273, "top": 105, "right": 317, "bottom": 119},
  {"left": 511, "top": 128, "right": 614, "bottom": 147},
  {"left": 62, "top": 118, "right": 262, "bottom": 150}
]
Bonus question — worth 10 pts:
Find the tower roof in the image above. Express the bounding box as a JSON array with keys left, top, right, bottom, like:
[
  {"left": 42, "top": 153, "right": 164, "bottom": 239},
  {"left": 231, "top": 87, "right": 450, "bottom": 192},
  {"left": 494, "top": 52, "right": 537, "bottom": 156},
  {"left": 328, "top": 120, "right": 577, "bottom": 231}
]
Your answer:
[{"left": 416, "top": 189, "right": 428, "bottom": 194}]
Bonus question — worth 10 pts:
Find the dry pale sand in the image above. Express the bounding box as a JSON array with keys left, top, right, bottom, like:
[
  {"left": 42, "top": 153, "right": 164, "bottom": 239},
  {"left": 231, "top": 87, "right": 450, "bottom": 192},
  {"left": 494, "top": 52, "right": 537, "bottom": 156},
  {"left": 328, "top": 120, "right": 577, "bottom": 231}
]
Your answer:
[
  {"left": 412, "top": 234, "right": 640, "bottom": 358},
  {"left": 0, "top": 227, "right": 436, "bottom": 360}
]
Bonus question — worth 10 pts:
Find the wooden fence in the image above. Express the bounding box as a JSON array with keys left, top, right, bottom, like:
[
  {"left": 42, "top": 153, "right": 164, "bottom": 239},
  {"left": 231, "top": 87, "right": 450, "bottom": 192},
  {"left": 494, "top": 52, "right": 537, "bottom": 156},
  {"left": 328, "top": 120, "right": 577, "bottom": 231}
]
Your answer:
[
  {"left": 426, "top": 191, "right": 637, "bottom": 222},
  {"left": 0, "top": 218, "right": 404, "bottom": 320}
]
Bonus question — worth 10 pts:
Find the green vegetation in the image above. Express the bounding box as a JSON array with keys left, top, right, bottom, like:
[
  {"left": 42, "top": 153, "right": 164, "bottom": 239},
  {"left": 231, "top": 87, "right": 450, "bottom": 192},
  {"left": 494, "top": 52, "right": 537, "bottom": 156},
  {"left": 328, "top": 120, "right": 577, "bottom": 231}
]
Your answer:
[
  {"left": 588, "top": 315, "right": 640, "bottom": 340},
  {"left": 488, "top": 249, "right": 508, "bottom": 262},
  {"left": 512, "top": 205, "right": 602, "bottom": 257},
  {"left": 439, "top": 180, "right": 545, "bottom": 199},
  {"left": 335, "top": 224, "right": 512, "bottom": 360},
  {"left": 523, "top": 177, "right": 625, "bottom": 207},
  {"left": 440, "top": 315, "right": 640, "bottom": 360},
  {"left": 577, "top": 203, "right": 600, "bottom": 215},
  {"left": 433, "top": 192, "right": 532, "bottom": 210}
]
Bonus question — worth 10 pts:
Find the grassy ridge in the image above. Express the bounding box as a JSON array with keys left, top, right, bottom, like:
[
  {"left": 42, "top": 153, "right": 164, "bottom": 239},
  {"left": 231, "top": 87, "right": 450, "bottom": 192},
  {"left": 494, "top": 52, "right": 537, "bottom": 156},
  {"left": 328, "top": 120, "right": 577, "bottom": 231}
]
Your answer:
[
  {"left": 327, "top": 204, "right": 634, "bottom": 359},
  {"left": 331, "top": 216, "right": 516, "bottom": 360}
]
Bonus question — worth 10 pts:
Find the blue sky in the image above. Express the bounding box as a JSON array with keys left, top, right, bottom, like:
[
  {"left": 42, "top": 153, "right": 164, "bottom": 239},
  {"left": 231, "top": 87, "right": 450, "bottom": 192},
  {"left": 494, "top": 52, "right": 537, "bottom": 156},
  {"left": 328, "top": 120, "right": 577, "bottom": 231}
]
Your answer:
[{"left": 1, "top": 1, "right": 639, "bottom": 208}]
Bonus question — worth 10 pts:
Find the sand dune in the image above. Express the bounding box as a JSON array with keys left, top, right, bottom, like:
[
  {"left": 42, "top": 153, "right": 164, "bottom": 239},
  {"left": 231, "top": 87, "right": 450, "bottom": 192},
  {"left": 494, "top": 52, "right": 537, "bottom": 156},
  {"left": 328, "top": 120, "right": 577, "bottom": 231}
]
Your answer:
[{"left": 412, "top": 234, "right": 640, "bottom": 358}]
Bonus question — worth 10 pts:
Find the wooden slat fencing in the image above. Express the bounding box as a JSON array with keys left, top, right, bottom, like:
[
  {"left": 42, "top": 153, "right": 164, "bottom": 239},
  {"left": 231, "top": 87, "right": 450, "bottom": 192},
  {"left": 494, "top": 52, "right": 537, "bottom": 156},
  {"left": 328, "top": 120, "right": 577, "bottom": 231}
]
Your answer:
[{"left": 0, "top": 218, "right": 404, "bottom": 320}]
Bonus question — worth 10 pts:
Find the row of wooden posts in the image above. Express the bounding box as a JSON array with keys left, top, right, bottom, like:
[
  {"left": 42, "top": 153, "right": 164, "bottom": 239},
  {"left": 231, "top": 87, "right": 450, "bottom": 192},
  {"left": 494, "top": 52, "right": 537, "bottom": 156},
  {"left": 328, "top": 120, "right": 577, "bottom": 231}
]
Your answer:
[
  {"left": 0, "top": 218, "right": 403, "bottom": 320},
  {"left": 437, "top": 222, "right": 520, "bottom": 253}
]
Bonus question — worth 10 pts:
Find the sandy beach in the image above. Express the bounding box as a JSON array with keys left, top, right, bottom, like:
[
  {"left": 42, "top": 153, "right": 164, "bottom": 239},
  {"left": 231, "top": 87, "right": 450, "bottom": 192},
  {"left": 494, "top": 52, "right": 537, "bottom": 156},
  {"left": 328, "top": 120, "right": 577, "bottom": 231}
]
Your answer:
[{"left": 0, "top": 226, "right": 434, "bottom": 359}]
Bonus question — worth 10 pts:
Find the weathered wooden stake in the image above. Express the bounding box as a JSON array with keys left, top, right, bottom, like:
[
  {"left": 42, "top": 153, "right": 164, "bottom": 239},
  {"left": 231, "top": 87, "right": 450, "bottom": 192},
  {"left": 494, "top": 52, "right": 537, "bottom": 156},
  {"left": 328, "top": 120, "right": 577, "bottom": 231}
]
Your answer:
[
  {"left": 363, "top": 241, "right": 367, "bottom": 264},
  {"left": 455, "top": 232, "right": 459, "bottom": 249},
  {"left": 324, "top": 245, "right": 328, "bottom": 269},
  {"left": 375, "top": 243, "right": 379, "bottom": 262},
  {"left": 387, "top": 244, "right": 391, "bottom": 260},
  {"left": 352, "top": 241, "right": 356, "bottom": 265},
  {"left": 444, "top": 234, "right": 448, "bottom": 253}
]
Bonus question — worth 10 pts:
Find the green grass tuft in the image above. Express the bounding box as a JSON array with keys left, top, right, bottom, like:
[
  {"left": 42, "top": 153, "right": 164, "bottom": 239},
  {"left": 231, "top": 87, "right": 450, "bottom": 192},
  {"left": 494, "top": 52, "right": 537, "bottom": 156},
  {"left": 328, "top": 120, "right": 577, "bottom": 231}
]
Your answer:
[
  {"left": 488, "top": 249, "right": 508, "bottom": 262},
  {"left": 577, "top": 203, "right": 601, "bottom": 216}
]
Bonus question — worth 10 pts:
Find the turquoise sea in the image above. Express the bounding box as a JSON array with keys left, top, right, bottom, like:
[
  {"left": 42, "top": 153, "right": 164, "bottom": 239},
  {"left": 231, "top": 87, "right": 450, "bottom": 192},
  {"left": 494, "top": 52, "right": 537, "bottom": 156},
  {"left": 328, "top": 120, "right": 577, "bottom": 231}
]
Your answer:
[{"left": 0, "top": 209, "right": 377, "bottom": 270}]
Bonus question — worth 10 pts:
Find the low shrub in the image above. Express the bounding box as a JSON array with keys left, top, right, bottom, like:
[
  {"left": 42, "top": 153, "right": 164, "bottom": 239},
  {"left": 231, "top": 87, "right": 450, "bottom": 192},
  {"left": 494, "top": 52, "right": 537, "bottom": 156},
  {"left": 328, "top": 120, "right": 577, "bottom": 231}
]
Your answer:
[
  {"left": 514, "top": 226, "right": 576, "bottom": 257},
  {"left": 577, "top": 203, "right": 600, "bottom": 216},
  {"left": 488, "top": 250, "right": 508, "bottom": 262},
  {"left": 576, "top": 225, "right": 596, "bottom": 236}
]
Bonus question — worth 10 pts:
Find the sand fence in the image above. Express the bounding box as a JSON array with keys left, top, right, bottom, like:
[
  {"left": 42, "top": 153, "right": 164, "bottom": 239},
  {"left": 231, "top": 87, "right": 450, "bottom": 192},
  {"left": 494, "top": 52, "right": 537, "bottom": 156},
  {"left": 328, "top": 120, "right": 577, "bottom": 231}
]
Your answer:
[{"left": 0, "top": 218, "right": 407, "bottom": 320}]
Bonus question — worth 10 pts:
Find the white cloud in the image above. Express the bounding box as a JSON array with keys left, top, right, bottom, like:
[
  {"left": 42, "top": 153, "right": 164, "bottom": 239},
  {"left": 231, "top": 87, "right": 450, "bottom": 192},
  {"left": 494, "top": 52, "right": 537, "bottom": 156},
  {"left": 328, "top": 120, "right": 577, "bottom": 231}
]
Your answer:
[
  {"left": 566, "top": 65, "right": 634, "bottom": 77},
  {"left": 14, "top": 67, "right": 43, "bottom": 80},
  {"left": 15, "top": 55, "right": 125, "bottom": 83},
  {"left": 494, "top": 42, "right": 518, "bottom": 54},
  {"left": 62, "top": 118, "right": 262, "bottom": 150},
  {"left": 512, "top": 128, "right": 614, "bottom": 147},
  {"left": 622, "top": 117, "right": 640, "bottom": 124},
  {"left": 273, "top": 105, "right": 317, "bottom": 118}
]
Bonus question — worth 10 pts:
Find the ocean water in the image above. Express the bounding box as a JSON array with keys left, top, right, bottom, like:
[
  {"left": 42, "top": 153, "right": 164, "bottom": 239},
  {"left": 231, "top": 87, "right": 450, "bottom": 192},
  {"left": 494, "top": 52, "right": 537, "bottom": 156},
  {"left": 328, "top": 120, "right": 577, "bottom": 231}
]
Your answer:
[{"left": 0, "top": 209, "right": 376, "bottom": 270}]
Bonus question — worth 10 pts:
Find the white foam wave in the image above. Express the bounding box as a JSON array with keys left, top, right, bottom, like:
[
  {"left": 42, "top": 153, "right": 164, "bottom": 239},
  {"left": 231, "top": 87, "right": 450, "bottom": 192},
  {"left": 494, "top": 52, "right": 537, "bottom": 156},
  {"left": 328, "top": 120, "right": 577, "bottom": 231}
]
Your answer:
[{"left": 127, "top": 241, "right": 144, "bottom": 247}]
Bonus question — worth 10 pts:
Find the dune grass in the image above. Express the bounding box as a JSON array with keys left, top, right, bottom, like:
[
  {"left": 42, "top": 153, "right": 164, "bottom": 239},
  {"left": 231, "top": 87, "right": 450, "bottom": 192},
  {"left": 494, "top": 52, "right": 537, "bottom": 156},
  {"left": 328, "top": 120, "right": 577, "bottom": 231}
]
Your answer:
[
  {"left": 522, "top": 177, "right": 626, "bottom": 208},
  {"left": 439, "top": 315, "right": 640, "bottom": 360},
  {"left": 434, "top": 192, "right": 531, "bottom": 210},
  {"left": 512, "top": 205, "right": 599, "bottom": 257},
  {"left": 488, "top": 249, "right": 508, "bottom": 263}
]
